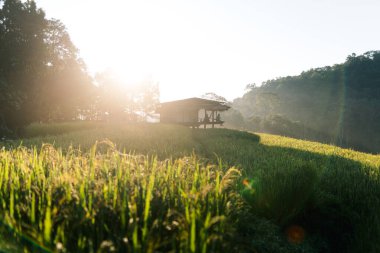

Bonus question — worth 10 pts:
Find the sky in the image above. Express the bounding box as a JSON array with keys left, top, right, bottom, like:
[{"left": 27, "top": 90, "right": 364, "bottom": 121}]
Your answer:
[{"left": 35, "top": 0, "right": 380, "bottom": 102}]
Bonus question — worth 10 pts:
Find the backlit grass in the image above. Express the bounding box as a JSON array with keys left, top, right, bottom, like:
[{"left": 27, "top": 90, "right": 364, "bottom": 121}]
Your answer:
[
  {"left": 0, "top": 122, "right": 379, "bottom": 252},
  {"left": 0, "top": 142, "right": 240, "bottom": 252}
]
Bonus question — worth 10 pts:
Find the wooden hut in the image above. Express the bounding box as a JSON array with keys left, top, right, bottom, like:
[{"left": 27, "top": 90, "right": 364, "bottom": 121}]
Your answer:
[{"left": 156, "top": 97, "right": 230, "bottom": 128}]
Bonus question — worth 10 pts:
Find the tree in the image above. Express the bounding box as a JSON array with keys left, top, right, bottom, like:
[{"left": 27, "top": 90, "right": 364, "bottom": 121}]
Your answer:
[
  {"left": 0, "top": 0, "right": 46, "bottom": 132},
  {"left": 0, "top": 0, "right": 92, "bottom": 133},
  {"left": 94, "top": 72, "right": 160, "bottom": 122},
  {"left": 201, "top": 92, "right": 228, "bottom": 103},
  {"left": 245, "top": 83, "right": 256, "bottom": 92},
  {"left": 230, "top": 51, "right": 380, "bottom": 153},
  {"left": 94, "top": 71, "right": 131, "bottom": 121},
  {"left": 137, "top": 80, "right": 160, "bottom": 119}
]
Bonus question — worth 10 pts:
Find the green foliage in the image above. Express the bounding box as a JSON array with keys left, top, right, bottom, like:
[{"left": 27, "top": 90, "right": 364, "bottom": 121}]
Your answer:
[
  {"left": 241, "top": 162, "right": 318, "bottom": 225},
  {"left": 0, "top": 0, "right": 93, "bottom": 132},
  {"left": 0, "top": 123, "right": 379, "bottom": 252},
  {"left": 231, "top": 51, "right": 380, "bottom": 153},
  {"left": 0, "top": 142, "right": 238, "bottom": 252},
  {"left": 23, "top": 122, "right": 100, "bottom": 138},
  {"left": 93, "top": 72, "right": 160, "bottom": 122},
  {"left": 0, "top": 1, "right": 162, "bottom": 137}
]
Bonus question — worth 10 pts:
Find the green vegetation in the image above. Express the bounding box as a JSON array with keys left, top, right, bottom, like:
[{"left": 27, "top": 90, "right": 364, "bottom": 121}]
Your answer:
[
  {"left": 0, "top": 0, "right": 93, "bottom": 132},
  {"left": 228, "top": 51, "right": 380, "bottom": 153},
  {"left": 0, "top": 0, "right": 159, "bottom": 135},
  {"left": 1, "top": 1, "right": 379, "bottom": 251},
  {"left": 0, "top": 122, "right": 379, "bottom": 252}
]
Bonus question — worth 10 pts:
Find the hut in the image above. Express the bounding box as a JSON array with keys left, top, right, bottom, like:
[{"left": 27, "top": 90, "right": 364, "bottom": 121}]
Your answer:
[{"left": 156, "top": 97, "right": 230, "bottom": 128}]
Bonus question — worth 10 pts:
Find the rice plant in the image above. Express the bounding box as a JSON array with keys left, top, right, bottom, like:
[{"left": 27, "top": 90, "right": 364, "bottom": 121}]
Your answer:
[
  {"left": 1, "top": 122, "right": 380, "bottom": 252},
  {"left": 0, "top": 141, "right": 240, "bottom": 252}
]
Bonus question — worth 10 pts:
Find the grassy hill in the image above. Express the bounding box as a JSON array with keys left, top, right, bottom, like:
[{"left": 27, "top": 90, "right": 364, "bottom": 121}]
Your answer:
[{"left": 0, "top": 122, "right": 379, "bottom": 252}]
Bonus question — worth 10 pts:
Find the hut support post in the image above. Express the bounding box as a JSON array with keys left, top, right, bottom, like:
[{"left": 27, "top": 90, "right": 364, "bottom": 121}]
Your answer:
[
  {"left": 212, "top": 110, "right": 215, "bottom": 128},
  {"left": 204, "top": 109, "right": 207, "bottom": 129}
]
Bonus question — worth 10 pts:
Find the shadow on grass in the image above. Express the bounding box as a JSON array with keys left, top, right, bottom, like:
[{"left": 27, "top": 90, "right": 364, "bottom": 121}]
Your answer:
[
  {"left": 1, "top": 125, "right": 379, "bottom": 252},
  {"left": 0, "top": 223, "right": 51, "bottom": 253},
  {"left": 192, "top": 128, "right": 380, "bottom": 253}
]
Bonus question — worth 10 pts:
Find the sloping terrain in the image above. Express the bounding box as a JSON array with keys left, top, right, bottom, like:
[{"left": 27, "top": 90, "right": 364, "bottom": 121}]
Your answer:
[{"left": 0, "top": 122, "right": 379, "bottom": 252}]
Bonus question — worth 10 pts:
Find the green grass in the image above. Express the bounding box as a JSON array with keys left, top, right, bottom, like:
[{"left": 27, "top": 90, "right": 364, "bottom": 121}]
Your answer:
[{"left": 0, "top": 122, "right": 379, "bottom": 252}]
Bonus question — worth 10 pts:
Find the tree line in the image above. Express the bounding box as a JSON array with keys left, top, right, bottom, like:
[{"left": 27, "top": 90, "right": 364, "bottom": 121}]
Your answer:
[
  {"left": 0, "top": 0, "right": 159, "bottom": 136},
  {"left": 225, "top": 51, "right": 380, "bottom": 153}
]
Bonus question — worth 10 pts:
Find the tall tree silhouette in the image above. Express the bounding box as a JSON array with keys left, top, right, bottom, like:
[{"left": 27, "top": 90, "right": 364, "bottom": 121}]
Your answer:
[{"left": 0, "top": 0, "right": 92, "bottom": 134}]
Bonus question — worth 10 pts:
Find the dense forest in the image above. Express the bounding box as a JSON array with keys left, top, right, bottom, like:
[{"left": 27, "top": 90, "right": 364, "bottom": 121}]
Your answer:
[
  {"left": 225, "top": 51, "right": 380, "bottom": 153},
  {"left": 0, "top": 0, "right": 159, "bottom": 136}
]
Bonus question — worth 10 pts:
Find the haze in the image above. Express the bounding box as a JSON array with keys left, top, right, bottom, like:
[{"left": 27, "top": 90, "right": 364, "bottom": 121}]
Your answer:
[{"left": 35, "top": 0, "right": 380, "bottom": 101}]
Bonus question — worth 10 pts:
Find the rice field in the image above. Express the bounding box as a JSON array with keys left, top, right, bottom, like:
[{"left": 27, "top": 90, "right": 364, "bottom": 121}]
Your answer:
[{"left": 0, "top": 122, "right": 379, "bottom": 252}]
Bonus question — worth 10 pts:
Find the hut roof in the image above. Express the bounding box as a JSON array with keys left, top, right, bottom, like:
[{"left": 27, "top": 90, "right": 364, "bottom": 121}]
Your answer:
[{"left": 157, "top": 97, "right": 230, "bottom": 112}]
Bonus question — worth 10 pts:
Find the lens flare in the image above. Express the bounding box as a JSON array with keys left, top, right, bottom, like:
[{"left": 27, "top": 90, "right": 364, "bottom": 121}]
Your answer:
[
  {"left": 242, "top": 178, "right": 250, "bottom": 187},
  {"left": 286, "top": 225, "right": 305, "bottom": 244}
]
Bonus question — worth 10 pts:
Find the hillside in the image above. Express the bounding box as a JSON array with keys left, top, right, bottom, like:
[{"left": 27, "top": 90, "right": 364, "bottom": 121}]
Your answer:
[
  {"left": 1, "top": 122, "right": 379, "bottom": 252},
  {"left": 227, "top": 51, "right": 380, "bottom": 154}
]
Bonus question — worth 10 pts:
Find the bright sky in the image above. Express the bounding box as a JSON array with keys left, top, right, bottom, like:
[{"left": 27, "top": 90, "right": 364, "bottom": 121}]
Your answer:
[{"left": 35, "top": 0, "right": 380, "bottom": 102}]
